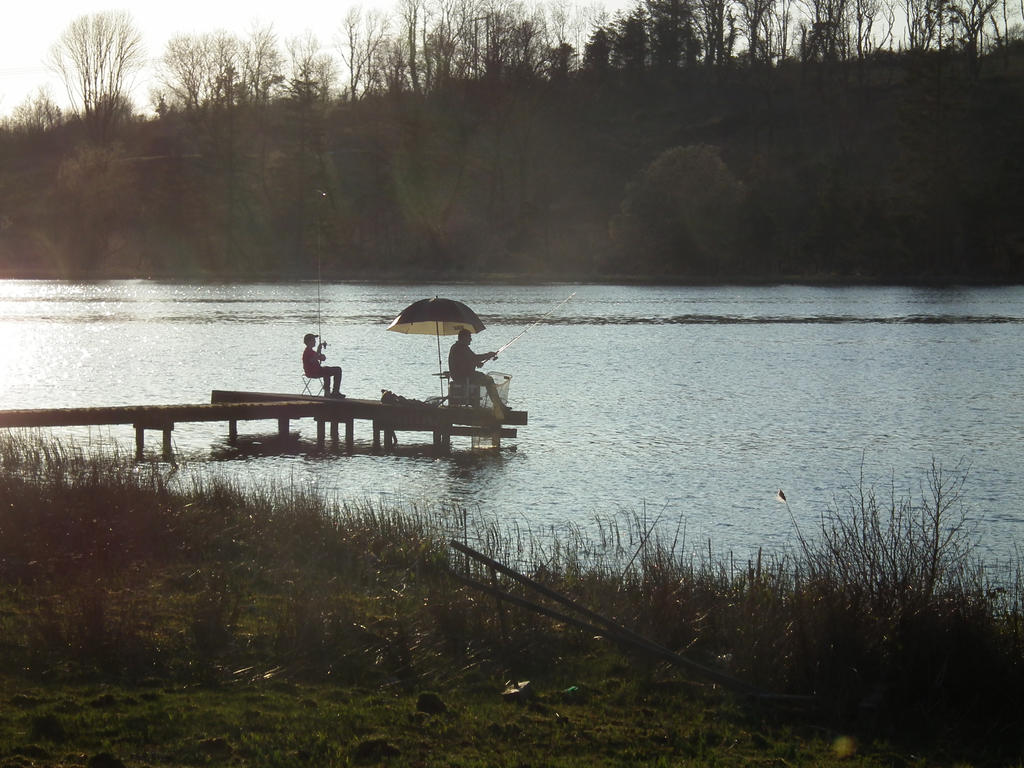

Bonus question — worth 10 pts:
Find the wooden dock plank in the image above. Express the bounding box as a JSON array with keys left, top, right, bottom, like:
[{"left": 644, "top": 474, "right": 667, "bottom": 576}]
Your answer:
[
  {"left": 0, "top": 401, "right": 325, "bottom": 429},
  {"left": 0, "top": 391, "right": 528, "bottom": 458},
  {"left": 209, "top": 390, "right": 528, "bottom": 427}
]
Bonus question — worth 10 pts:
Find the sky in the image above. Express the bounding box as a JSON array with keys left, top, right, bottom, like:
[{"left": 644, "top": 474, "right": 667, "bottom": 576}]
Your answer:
[
  {"left": 0, "top": 0, "right": 622, "bottom": 119},
  {"left": 0, "top": 1, "right": 382, "bottom": 117}
]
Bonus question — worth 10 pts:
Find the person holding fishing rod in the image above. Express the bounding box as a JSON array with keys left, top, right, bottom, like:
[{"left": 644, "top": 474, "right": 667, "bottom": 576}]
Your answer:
[
  {"left": 447, "top": 291, "right": 575, "bottom": 419},
  {"left": 448, "top": 329, "right": 510, "bottom": 420},
  {"left": 303, "top": 333, "right": 344, "bottom": 398}
]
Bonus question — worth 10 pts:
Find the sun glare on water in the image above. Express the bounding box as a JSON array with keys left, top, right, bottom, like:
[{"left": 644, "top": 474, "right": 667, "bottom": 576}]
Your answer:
[{"left": 0, "top": 281, "right": 79, "bottom": 405}]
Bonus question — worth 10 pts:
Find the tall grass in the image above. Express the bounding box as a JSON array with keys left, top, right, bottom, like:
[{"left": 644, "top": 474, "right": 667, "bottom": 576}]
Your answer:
[
  {"left": 779, "top": 461, "right": 1019, "bottom": 731},
  {"left": 1, "top": 432, "right": 1021, "bottom": 743}
]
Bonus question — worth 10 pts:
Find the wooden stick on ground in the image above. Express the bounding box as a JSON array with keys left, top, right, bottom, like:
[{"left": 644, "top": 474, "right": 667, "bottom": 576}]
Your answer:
[{"left": 449, "top": 539, "right": 815, "bottom": 703}]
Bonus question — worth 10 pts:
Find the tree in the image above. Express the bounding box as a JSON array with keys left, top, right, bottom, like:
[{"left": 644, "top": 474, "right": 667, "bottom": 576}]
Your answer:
[
  {"left": 382, "top": 37, "right": 412, "bottom": 95},
  {"left": 696, "top": 0, "right": 737, "bottom": 65},
  {"left": 158, "top": 32, "right": 243, "bottom": 113},
  {"left": 548, "top": 41, "right": 576, "bottom": 80},
  {"left": 767, "top": 0, "right": 798, "bottom": 60},
  {"left": 399, "top": 0, "right": 427, "bottom": 92},
  {"left": 156, "top": 30, "right": 279, "bottom": 270},
  {"left": 286, "top": 33, "right": 337, "bottom": 104},
  {"left": 504, "top": 5, "right": 552, "bottom": 80},
  {"left": 158, "top": 34, "right": 212, "bottom": 112},
  {"left": 612, "top": 144, "right": 744, "bottom": 276},
  {"left": 612, "top": 5, "right": 650, "bottom": 75},
  {"left": 901, "top": 0, "right": 943, "bottom": 50},
  {"left": 278, "top": 34, "right": 337, "bottom": 270},
  {"left": 241, "top": 24, "right": 285, "bottom": 107},
  {"left": 55, "top": 143, "right": 134, "bottom": 268},
  {"left": 338, "top": 6, "right": 392, "bottom": 100},
  {"left": 799, "top": 0, "right": 851, "bottom": 62},
  {"left": 851, "top": 0, "right": 885, "bottom": 64},
  {"left": 548, "top": 0, "right": 607, "bottom": 72},
  {"left": 583, "top": 25, "right": 614, "bottom": 74},
  {"left": 949, "top": 0, "right": 1000, "bottom": 78},
  {"left": 48, "top": 11, "right": 145, "bottom": 143},
  {"left": 736, "top": 0, "right": 775, "bottom": 62},
  {"left": 422, "top": 0, "right": 459, "bottom": 88},
  {"left": 646, "top": 0, "right": 696, "bottom": 72},
  {"left": 9, "top": 88, "right": 64, "bottom": 134}
]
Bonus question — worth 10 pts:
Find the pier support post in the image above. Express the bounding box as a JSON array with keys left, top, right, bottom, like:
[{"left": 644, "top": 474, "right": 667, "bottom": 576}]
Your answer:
[
  {"left": 316, "top": 419, "right": 326, "bottom": 446},
  {"left": 345, "top": 420, "right": 354, "bottom": 451},
  {"left": 228, "top": 420, "right": 237, "bottom": 443},
  {"left": 330, "top": 421, "right": 340, "bottom": 444},
  {"left": 278, "top": 418, "right": 288, "bottom": 438},
  {"left": 372, "top": 423, "right": 397, "bottom": 453},
  {"left": 133, "top": 423, "right": 174, "bottom": 460}
]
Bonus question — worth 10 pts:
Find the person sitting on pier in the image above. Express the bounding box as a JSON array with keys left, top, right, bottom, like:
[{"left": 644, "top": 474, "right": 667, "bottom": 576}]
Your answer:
[
  {"left": 303, "top": 333, "right": 344, "bottom": 398},
  {"left": 448, "top": 329, "right": 509, "bottom": 419}
]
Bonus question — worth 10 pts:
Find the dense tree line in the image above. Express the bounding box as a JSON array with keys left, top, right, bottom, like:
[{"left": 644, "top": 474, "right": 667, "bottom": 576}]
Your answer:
[{"left": 0, "top": 0, "right": 1022, "bottom": 282}]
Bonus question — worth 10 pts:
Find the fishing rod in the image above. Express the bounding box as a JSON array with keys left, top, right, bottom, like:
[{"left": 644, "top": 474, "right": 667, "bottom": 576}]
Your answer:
[
  {"left": 495, "top": 290, "right": 576, "bottom": 357},
  {"left": 315, "top": 189, "right": 327, "bottom": 346}
]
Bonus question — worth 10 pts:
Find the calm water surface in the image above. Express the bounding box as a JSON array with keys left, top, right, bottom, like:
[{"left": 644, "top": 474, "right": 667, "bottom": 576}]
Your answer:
[{"left": 1, "top": 281, "right": 1021, "bottom": 564}]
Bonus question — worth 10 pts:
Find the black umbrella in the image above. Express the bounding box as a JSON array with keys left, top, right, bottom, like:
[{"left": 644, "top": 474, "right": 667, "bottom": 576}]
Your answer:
[{"left": 386, "top": 297, "right": 486, "bottom": 395}]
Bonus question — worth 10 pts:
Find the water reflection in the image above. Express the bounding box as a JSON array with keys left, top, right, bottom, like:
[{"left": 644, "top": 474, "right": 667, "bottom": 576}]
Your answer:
[{"left": 208, "top": 433, "right": 311, "bottom": 460}]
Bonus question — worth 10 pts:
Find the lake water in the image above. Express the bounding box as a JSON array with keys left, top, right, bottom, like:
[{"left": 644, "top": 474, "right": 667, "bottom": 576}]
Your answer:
[{"left": 1, "top": 281, "right": 1022, "bottom": 566}]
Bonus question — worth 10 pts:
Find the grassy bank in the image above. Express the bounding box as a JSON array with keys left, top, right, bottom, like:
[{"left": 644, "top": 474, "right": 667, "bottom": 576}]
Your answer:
[{"left": 1, "top": 433, "right": 1021, "bottom": 767}]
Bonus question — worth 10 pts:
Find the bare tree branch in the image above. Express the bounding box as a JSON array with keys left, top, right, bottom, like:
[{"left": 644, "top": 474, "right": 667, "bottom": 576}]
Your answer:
[{"left": 48, "top": 11, "right": 145, "bottom": 142}]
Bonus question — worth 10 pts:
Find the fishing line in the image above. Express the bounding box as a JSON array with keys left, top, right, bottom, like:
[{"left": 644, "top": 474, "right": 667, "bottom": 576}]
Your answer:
[{"left": 495, "top": 291, "right": 576, "bottom": 356}]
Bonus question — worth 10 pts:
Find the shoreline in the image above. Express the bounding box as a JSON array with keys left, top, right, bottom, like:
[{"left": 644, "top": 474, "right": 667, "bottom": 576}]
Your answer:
[{"left": 2, "top": 268, "right": 1022, "bottom": 288}]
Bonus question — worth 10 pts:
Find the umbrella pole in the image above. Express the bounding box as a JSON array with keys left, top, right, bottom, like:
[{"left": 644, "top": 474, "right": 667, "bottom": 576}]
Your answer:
[{"left": 436, "top": 322, "right": 444, "bottom": 398}]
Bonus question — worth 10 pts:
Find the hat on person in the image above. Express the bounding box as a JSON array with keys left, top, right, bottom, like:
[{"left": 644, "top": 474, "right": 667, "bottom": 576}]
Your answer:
[{"left": 304, "top": 333, "right": 317, "bottom": 345}]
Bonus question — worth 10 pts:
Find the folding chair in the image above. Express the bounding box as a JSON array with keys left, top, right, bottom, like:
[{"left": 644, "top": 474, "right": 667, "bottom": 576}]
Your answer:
[
  {"left": 302, "top": 375, "right": 325, "bottom": 396},
  {"left": 444, "top": 372, "right": 482, "bottom": 407}
]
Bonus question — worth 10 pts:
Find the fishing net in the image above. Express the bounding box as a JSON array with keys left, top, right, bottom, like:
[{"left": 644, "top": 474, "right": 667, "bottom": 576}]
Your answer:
[
  {"left": 474, "top": 372, "right": 512, "bottom": 450},
  {"left": 483, "top": 372, "right": 511, "bottom": 409}
]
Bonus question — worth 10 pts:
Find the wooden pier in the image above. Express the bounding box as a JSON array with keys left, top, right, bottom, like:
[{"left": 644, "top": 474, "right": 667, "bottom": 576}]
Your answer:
[
  {"left": 211, "top": 390, "right": 526, "bottom": 454},
  {"left": 0, "top": 392, "right": 527, "bottom": 459}
]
